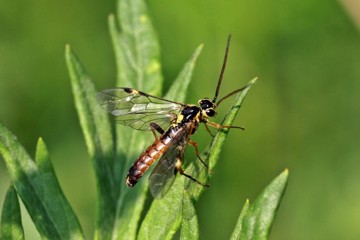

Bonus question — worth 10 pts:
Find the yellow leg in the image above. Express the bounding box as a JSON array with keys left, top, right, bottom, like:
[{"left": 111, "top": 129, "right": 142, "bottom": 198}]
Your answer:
[
  {"left": 188, "top": 140, "right": 209, "bottom": 169},
  {"left": 206, "top": 121, "right": 245, "bottom": 130}
]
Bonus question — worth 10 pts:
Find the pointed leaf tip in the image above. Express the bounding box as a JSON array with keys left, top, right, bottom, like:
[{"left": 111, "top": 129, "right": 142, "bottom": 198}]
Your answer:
[
  {"left": 231, "top": 170, "right": 289, "bottom": 240},
  {"left": 1, "top": 185, "right": 24, "bottom": 240},
  {"left": 65, "top": 44, "right": 71, "bottom": 52}
]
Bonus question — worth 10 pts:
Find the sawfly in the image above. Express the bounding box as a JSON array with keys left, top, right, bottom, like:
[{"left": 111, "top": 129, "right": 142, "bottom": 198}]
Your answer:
[{"left": 97, "top": 35, "right": 249, "bottom": 197}]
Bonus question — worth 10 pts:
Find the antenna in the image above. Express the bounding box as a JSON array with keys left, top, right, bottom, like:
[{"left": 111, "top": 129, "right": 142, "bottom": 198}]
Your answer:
[
  {"left": 212, "top": 34, "right": 232, "bottom": 103},
  {"left": 216, "top": 83, "right": 251, "bottom": 106}
]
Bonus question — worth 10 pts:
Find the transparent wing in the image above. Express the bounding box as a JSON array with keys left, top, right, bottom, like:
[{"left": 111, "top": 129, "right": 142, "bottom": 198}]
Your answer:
[
  {"left": 97, "top": 88, "right": 184, "bottom": 131},
  {"left": 149, "top": 143, "right": 187, "bottom": 198}
]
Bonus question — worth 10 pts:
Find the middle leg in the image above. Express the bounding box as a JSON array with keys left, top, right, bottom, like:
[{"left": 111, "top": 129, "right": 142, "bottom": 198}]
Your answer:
[
  {"left": 150, "top": 122, "right": 165, "bottom": 140},
  {"left": 188, "top": 140, "right": 209, "bottom": 169}
]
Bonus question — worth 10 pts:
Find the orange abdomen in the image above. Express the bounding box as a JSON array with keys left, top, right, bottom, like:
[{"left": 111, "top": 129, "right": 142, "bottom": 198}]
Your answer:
[{"left": 125, "top": 132, "right": 173, "bottom": 187}]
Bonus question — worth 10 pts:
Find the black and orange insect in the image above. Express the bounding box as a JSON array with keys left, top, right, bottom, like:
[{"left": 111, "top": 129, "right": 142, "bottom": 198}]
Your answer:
[{"left": 97, "top": 35, "right": 248, "bottom": 197}]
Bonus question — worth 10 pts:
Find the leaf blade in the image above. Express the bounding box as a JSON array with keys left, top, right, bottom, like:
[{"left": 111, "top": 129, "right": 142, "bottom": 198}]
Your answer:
[
  {"left": 186, "top": 77, "right": 258, "bottom": 200},
  {"left": 65, "top": 45, "right": 116, "bottom": 239},
  {"left": 239, "top": 169, "right": 289, "bottom": 240},
  {"left": 230, "top": 200, "right": 250, "bottom": 240},
  {"left": 164, "top": 44, "right": 203, "bottom": 102},
  {"left": 180, "top": 192, "right": 199, "bottom": 240},
  {"left": 135, "top": 45, "right": 204, "bottom": 240},
  {"left": 1, "top": 185, "right": 24, "bottom": 240},
  {"left": 115, "top": 0, "right": 162, "bottom": 93},
  {"left": 108, "top": 0, "right": 164, "bottom": 239},
  {"left": 0, "top": 123, "right": 84, "bottom": 239},
  {"left": 137, "top": 178, "right": 184, "bottom": 240}
]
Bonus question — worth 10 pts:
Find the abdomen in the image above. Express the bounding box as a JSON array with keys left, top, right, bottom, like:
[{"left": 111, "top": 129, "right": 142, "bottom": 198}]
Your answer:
[{"left": 125, "top": 128, "right": 176, "bottom": 187}]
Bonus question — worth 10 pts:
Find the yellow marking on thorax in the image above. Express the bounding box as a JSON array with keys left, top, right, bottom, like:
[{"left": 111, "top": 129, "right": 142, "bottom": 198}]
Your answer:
[
  {"left": 176, "top": 114, "right": 184, "bottom": 123},
  {"left": 194, "top": 112, "right": 203, "bottom": 123}
]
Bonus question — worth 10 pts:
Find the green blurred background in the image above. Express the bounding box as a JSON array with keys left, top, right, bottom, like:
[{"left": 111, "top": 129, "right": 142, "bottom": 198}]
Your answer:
[{"left": 1, "top": 0, "right": 360, "bottom": 239}]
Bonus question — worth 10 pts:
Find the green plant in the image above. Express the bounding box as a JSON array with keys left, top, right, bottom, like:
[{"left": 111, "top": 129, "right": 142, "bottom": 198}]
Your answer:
[{"left": 0, "top": 0, "right": 288, "bottom": 239}]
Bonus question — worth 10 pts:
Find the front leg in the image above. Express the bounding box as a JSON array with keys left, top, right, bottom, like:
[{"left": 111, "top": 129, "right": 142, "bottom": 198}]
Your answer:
[{"left": 206, "top": 121, "right": 245, "bottom": 130}]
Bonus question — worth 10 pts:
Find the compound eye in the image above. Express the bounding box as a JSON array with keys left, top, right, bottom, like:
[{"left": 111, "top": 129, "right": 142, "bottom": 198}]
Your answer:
[
  {"left": 199, "top": 99, "right": 213, "bottom": 110},
  {"left": 206, "top": 109, "right": 216, "bottom": 117}
]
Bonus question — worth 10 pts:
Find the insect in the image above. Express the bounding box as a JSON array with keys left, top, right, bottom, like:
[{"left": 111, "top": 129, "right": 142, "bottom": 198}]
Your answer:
[{"left": 97, "top": 35, "right": 248, "bottom": 197}]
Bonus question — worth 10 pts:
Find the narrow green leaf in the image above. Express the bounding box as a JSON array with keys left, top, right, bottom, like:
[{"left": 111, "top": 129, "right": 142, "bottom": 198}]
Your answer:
[
  {"left": 108, "top": 13, "right": 123, "bottom": 86},
  {"left": 65, "top": 46, "right": 116, "bottom": 239},
  {"left": 0, "top": 124, "right": 84, "bottom": 239},
  {"left": 186, "top": 77, "right": 258, "bottom": 200},
  {"left": 1, "top": 185, "right": 24, "bottom": 240},
  {"left": 230, "top": 200, "right": 250, "bottom": 240},
  {"left": 36, "top": 138, "right": 55, "bottom": 174},
  {"left": 65, "top": 45, "right": 115, "bottom": 164},
  {"left": 136, "top": 46, "right": 204, "bottom": 239},
  {"left": 108, "top": 0, "right": 165, "bottom": 239},
  {"left": 114, "top": 0, "right": 162, "bottom": 93},
  {"left": 111, "top": 182, "right": 149, "bottom": 240},
  {"left": 137, "top": 178, "right": 184, "bottom": 240},
  {"left": 164, "top": 44, "right": 203, "bottom": 102},
  {"left": 180, "top": 192, "right": 199, "bottom": 240},
  {"left": 237, "top": 169, "right": 289, "bottom": 240},
  {"left": 208, "top": 77, "right": 257, "bottom": 170}
]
